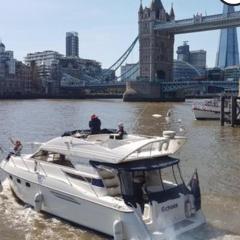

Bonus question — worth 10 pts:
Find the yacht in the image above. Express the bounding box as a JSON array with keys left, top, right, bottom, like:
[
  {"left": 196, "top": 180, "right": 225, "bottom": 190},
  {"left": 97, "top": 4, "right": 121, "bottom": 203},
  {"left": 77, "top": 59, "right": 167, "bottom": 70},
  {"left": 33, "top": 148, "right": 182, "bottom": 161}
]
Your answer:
[
  {"left": 192, "top": 99, "right": 230, "bottom": 120},
  {"left": 0, "top": 131, "right": 205, "bottom": 239}
]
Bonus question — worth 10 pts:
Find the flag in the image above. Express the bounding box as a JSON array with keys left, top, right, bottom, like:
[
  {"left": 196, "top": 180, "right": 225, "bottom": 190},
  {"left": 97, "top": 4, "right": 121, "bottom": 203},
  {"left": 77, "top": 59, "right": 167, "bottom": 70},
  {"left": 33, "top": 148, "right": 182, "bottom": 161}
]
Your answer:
[{"left": 188, "top": 169, "right": 201, "bottom": 211}]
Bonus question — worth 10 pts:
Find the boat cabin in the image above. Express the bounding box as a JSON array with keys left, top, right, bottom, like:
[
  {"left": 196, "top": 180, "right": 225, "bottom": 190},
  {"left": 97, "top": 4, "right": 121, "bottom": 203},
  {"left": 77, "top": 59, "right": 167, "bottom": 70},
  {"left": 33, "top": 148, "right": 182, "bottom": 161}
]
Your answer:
[{"left": 91, "top": 156, "right": 190, "bottom": 212}]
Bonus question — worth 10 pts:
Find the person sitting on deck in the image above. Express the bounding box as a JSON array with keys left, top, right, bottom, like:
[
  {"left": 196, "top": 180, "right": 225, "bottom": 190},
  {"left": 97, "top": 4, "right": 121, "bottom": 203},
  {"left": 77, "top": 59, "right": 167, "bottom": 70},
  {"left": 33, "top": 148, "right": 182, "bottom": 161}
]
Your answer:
[
  {"left": 116, "top": 123, "right": 126, "bottom": 140},
  {"left": 89, "top": 114, "right": 101, "bottom": 134},
  {"left": 109, "top": 123, "right": 126, "bottom": 140}
]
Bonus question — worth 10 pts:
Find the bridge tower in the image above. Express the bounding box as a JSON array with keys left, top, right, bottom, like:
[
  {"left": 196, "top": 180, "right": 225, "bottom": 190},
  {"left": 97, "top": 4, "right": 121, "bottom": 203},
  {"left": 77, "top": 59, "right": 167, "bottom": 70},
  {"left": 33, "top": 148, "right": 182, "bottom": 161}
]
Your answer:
[{"left": 138, "top": 0, "right": 175, "bottom": 82}]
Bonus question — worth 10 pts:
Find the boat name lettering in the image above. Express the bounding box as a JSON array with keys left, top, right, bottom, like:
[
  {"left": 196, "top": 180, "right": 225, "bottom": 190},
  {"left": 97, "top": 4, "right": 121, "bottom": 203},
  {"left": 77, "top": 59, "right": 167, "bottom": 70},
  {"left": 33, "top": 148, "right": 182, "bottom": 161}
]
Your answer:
[{"left": 161, "top": 203, "right": 178, "bottom": 212}]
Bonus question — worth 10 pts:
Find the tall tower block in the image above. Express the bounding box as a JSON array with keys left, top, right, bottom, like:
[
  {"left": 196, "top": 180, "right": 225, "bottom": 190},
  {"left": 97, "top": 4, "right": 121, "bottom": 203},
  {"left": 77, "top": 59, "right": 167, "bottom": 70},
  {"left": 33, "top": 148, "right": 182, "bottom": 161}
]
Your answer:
[
  {"left": 138, "top": 0, "right": 175, "bottom": 82},
  {"left": 216, "top": 4, "right": 239, "bottom": 68},
  {"left": 66, "top": 32, "right": 79, "bottom": 58}
]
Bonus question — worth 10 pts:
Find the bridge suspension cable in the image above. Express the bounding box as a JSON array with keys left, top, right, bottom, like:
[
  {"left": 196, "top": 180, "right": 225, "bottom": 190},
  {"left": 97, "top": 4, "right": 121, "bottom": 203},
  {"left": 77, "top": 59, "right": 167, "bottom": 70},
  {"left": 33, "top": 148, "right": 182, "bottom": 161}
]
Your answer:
[
  {"left": 81, "top": 36, "right": 139, "bottom": 82},
  {"left": 100, "top": 36, "right": 139, "bottom": 79}
]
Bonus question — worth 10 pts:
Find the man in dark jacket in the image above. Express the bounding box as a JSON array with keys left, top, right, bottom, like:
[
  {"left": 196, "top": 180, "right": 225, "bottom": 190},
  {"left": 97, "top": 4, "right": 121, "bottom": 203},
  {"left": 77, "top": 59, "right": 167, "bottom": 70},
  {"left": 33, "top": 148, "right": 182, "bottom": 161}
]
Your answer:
[{"left": 89, "top": 114, "right": 101, "bottom": 134}]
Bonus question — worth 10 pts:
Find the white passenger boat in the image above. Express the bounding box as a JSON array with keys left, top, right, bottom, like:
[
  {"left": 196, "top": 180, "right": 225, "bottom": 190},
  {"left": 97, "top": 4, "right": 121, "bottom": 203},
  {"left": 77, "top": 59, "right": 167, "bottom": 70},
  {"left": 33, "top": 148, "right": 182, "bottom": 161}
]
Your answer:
[
  {"left": 0, "top": 131, "right": 205, "bottom": 239},
  {"left": 192, "top": 99, "right": 230, "bottom": 120}
]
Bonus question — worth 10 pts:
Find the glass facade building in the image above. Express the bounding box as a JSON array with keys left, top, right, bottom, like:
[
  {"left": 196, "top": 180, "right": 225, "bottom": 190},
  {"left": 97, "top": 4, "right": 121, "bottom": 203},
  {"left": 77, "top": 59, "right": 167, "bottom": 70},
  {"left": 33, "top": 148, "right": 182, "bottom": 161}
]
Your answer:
[
  {"left": 216, "top": 4, "right": 239, "bottom": 68},
  {"left": 173, "top": 60, "right": 201, "bottom": 81},
  {"left": 176, "top": 42, "right": 206, "bottom": 75}
]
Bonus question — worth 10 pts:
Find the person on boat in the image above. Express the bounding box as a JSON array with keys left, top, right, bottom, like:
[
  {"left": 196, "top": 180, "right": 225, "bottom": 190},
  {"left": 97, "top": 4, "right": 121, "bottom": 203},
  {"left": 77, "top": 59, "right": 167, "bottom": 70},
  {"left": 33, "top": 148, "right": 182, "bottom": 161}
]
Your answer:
[
  {"left": 89, "top": 114, "right": 101, "bottom": 134},
  {"left": 6, "top": 138, "right": 23, "bottom": 160},
  {"left": 133, "top": 175, "right": 145, "bottom": 214},
  {"left": 116, "top": 123, "right": 126, "bottom": 140},
  {"left": 109, "top": 123, "right": 126, "bottom": 140}
]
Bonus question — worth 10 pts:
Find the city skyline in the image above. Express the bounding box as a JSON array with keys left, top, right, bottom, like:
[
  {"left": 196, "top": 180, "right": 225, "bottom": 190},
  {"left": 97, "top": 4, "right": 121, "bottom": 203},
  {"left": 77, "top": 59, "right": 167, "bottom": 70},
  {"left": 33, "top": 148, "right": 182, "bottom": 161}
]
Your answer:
[{"left": 0, "top": 0, "right": 239, "bottom": 68}]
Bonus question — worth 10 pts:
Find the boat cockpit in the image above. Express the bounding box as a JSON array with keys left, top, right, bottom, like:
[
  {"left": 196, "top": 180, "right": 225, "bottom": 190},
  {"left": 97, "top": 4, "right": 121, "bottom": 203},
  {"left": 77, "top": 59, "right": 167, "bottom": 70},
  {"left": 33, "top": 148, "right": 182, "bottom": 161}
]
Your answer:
[{"left": 91, "top": 156, "right": 190, "bottom": 215}]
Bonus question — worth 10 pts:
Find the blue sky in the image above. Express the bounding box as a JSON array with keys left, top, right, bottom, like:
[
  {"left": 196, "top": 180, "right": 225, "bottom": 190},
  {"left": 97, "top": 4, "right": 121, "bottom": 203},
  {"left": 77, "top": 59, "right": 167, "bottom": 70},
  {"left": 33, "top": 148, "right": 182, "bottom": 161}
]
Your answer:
[{"left": 0, "top": 0, "right": 239, "bottom": 68}]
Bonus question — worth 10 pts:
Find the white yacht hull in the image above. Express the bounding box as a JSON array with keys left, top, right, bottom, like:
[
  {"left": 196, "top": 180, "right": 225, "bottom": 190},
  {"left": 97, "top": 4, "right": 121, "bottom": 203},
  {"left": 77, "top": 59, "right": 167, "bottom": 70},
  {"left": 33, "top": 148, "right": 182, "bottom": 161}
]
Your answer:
[
  {"left": 0, "top": 160, "right": 205, "bottom": 240},
  {"left": 6, "top": 170, "right": 151, "bottom": 239},
  {"left": 192, "top": 99, "right": 230, "bottom": 120},
  {"left": 193, "top": 108, "right": 220, "bottom": 120}
]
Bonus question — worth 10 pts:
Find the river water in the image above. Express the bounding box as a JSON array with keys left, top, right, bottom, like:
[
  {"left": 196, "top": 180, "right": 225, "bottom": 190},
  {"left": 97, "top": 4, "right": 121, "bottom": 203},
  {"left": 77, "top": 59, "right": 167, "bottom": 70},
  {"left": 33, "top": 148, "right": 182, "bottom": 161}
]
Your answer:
[{"left": 0, "top": 99, "right": 239, "bottom": 240}]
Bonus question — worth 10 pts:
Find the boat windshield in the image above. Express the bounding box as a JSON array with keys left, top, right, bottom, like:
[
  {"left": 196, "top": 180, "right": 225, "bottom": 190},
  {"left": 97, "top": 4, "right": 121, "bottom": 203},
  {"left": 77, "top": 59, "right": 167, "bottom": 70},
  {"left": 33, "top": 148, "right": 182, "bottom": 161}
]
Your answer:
[{"left": 91, "top": 157, "right": 190, "bottom": 207}]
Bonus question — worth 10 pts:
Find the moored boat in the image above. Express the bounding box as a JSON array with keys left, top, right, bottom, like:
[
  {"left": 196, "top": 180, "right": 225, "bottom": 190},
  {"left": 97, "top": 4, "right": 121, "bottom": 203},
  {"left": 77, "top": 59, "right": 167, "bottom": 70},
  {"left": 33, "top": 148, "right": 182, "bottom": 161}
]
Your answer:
[
  {"left": 192, "top": 99, "right": 230, "bottom": 120},
  {"left": 0, "top": 131, "right": 205, "bottom": 239}
]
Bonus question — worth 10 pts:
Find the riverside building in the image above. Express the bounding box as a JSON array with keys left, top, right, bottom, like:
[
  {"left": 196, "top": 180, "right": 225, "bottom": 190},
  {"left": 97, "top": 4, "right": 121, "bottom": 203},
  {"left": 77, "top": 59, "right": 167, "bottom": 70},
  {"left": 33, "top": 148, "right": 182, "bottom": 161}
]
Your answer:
[
  {"left": 176, "top": 42, "right": 206, "bottom": 75},
  {"left": 25, "top": 51, "right": 63, "bottom": 67},
  {"left": 24, "top": 51, "right": 63, "bottom": 94},
  {"left": 0, "top": 41, "right": 16, "bottom": 77},
  {"left": 0, "top": 41, "right": 32, "bottom": 97}
]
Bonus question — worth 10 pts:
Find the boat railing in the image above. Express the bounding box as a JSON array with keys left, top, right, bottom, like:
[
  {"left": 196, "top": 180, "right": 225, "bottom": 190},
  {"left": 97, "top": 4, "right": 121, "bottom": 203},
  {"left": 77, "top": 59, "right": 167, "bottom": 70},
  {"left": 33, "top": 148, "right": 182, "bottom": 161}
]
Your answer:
[
  {"left": 36, "top": 161, "right": 48, "bottom": 177},
  {"left": 87, "top": 177, "right": 99, "bottom": 198},
  {"left": 19, "top": 155, "right": 35, "bottom": 173},
  {"left": 126, "top": 139, "right": 170, "bottom": 160},
  {"left": 8, "top": 154, "right": 31, "bottom": 173},
  {"left": 63, "top": 172, "right": 73, "bottom": 186},
  {"left": 62, "top": 169, "right": 100, "bottom": 198},
  {"left": 9, "top": 157, "right": 17, "bottom": 168}
]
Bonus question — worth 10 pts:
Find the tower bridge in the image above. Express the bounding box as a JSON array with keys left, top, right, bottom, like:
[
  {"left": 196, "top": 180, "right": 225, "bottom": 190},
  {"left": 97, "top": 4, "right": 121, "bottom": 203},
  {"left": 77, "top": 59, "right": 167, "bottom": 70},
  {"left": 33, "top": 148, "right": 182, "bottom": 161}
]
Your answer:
[
  {"left": 123, "top": 0, "right": 240, "bottom": 101},
  {"left": 154, "top": 11, "right": 240, "bottom": 34},
  {"left": 138, "top": 0, "right": 240, "bottom": 82}
]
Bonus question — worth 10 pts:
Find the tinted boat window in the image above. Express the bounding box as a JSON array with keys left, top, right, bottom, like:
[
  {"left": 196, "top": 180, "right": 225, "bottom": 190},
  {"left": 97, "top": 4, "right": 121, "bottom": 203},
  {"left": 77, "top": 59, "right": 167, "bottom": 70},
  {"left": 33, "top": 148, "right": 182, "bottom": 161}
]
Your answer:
[
  {"left": 51, "top": 153, "right": 74, "bottom": 168},
  {"left": 32, "top": 150, "right": 48, "bottom": 161},
  {"left": 32, "top": 151, "right": 74, "bottom": 168}
]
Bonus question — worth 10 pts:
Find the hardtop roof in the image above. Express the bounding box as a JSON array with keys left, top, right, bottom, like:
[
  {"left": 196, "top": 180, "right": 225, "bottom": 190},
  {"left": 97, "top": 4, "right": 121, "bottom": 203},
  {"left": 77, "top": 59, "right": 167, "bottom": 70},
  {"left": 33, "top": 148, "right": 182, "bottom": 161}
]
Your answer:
[
  {"left": 90, "top": 156, "right": 179, "bottom": 172},
  {"left": 38, "top": 134, "right": 186, "bottom": 164}
]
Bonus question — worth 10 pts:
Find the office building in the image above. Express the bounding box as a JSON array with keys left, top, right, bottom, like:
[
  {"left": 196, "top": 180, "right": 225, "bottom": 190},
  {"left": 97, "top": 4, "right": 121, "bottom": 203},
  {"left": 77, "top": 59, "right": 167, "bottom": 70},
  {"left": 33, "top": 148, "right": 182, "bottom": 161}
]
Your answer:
[
  {"left": 176, "top": 42, "right": 206, "bottom": 76},
  {"left": 189, "top": 50, "right": 206, "bottom": 71},
  {"left": 216, "top": 4, "right": 239, "bottom": 68},
  {"left": 0, "top": 41, "right": 16, "bottom": 77},
  {"left": 207, "top": 68, "right": 224, "bottom": 81},
  {"left": 66, "top": 32, "right": 79, "bottom": 57},
  {"left": 25, "top": 51, "right": 63, "bottom": 67},
  {"left": 173, "top": 60, "right": 201, "bottom": 81},
  {"left": 224, "top": 65, "right": 240, "bottom": 81},
  {"left": 176, "top": 41, "right": 190, "bottom": 62},
  {"left": 0, "top": 41, "right": 33, "bottom": 96},
  {"left": 121, "top": 63, "right": 140, "bottom": 81},
  {"left": 25, "top": 51, "right": 63, "bottom": 93}
]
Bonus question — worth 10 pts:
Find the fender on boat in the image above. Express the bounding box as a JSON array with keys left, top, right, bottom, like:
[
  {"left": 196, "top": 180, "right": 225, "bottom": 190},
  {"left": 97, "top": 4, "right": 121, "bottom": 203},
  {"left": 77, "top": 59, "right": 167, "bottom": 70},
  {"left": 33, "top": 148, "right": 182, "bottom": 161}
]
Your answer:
[
  {"left": 113, "top": 220, "right": 124, "bottom": 240},
  {"left": 34, "top": 192, "right": 44, "bottom": 212}
]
